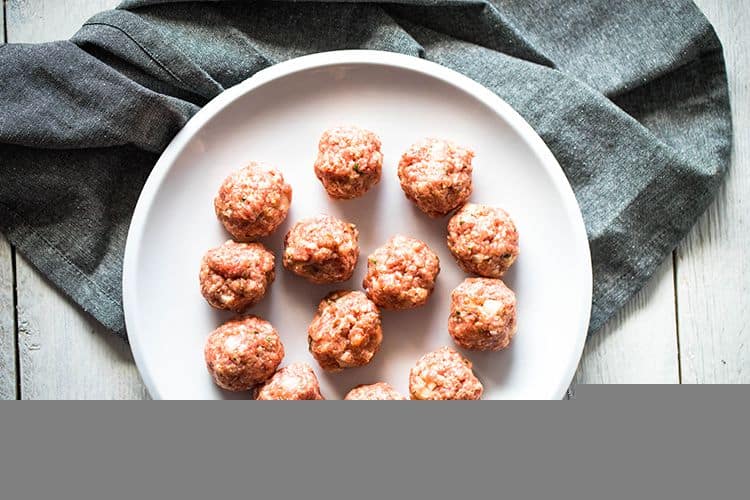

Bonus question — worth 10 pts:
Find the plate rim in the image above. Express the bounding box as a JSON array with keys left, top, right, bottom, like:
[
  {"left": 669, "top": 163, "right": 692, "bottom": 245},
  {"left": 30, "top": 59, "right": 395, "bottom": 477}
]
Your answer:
[{"left": 123, "top": 49, "right": 592, "bottom": 400}]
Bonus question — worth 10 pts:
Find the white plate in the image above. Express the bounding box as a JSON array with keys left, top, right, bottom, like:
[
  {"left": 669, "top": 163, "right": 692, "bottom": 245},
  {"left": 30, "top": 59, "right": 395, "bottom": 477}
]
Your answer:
[{"left": 123, "top": 50, "right": 591, "bottom": 400}]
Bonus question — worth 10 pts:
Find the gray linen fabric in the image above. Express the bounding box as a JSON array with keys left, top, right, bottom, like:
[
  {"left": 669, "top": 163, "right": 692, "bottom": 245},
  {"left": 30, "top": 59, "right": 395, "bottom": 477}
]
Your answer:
[{"left": 0, "top": 0, "right": 731, "bottom": 338}]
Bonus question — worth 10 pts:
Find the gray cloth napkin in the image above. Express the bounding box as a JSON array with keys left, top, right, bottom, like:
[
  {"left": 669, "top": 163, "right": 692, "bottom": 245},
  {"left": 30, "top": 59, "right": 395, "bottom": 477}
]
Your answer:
[{"left": 0, "top": 0, "right": 731, "bottom": 338}]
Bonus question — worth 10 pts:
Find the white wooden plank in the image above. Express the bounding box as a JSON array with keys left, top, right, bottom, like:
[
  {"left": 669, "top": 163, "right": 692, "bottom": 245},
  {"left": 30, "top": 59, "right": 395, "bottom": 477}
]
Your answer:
[
  {"left": 7, "top": 0, "right": 119, "bottom": 41},
  {"left": 1, "top": 2, "right": 18, "bottom": 401},
  {"left": 677, "top": 0, "right": 749, "bottom": 384},
  {"left": 573, "top": 259, "right": 679, "bottom": 384},
  {"left": 8, "top": 0, "right": 148, "bottom": 399},
  {"left": 0, "top": 236, "right": 17, "bottom": 400},
  {"left": 16, "top": 258, "right": 148, "bottom": 399}
]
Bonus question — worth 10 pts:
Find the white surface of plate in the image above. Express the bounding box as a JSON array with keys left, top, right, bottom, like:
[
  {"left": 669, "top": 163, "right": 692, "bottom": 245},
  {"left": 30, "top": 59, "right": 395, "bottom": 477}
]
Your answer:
[{"left": 123, "top": 51, "right": 592, "bottom": 400}]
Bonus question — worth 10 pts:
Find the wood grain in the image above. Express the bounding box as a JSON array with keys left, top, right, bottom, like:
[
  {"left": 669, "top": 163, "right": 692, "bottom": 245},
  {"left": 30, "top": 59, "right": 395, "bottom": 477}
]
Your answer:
[
  {"left": 16, "top": 260, "right": 149, "bottom": 399},
  {"left": 0, "top": 235, "right": 17, "bottom": 400},
  {"left": 677, "top": 1, "right": 749, "bottom": 384},
  {"left": 7, "top": 0, "right": 148, "bottom": 399},
  {"left": 1, "top": 3, "right": 18, "bottom": 400},
  {"left": 574, "top": 259, "right": 679, "bottom": 384},
  {"left": 7, "top": 0, "right": 119, "bottom": 41}
]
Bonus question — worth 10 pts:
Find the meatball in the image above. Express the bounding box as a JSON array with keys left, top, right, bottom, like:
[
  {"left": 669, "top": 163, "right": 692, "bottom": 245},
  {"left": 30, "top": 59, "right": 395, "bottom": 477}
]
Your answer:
[
  {"left": 254, "top": 362, "right": 325, "bottom": 400},
  {"left": 409, "top": 346, "right": 483, "bottom": 400},
  {"left": 314, "top": 126, "right": 383, "bottom": 199},
  {"left": 204, "top": 316, "right": 284, "bottom": 392},
  {"left": 283, "top": 215, "right": 359, "bottom": 284},
  {"left": 308, "top": 291, "right": 382, "bottom": 372},
  {"left": 214, "top": 162, "right": 292, "bottom": 241},
  {"left": 199, "top": 240, "right": 275, "bottom": 312},
  {"left": 447, "top": 203, "right": 519, "bottom": 278},
  {"left": 345, "top": 383, "right": 407, "bottom": 400},
  {"left": 449, "top": 278, "right": 517, "bottom": 351},
  {"left": 398, "top": 138, "right": 474, "bottom": 217},
  {"left": 362, "top": 235, "right": 440, "bottom": 309}
]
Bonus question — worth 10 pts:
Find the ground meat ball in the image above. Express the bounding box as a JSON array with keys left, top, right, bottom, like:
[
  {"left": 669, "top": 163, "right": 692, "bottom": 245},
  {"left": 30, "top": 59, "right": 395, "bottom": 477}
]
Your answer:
[
  {"left": 283, "top": 216, "right": 359, "bottom": 284},
  {"left": 362, "top": 235, "right": 440, "bottom": 309},
  {"left": 398, "top": 138, "right": 474, "bottom": 217},
  {"left": 308, "top": 291, "right": 382, "bottom": 372},
  {"left": 449, "top": 278, "right": 517, "bottom": 351},
  {"left": 204, "top": 316, "right": 284, "bottom": 392},
  {"left": 314, "top": 126, "right": 383, "bottom": 199},
  {"left": 214, "top": 162, "right": 292, "bottom": 241},
  {"left": 447, "top": 203, "right": 519, "bottom": 278},
  {"left": 345, "top": 383, "right": 407, "bottom": 400},
  {"left": 254, "top": 362, "right": 325, "bottom": 400},
  {"left": 199, "top": 240, "right": 275, "bottom": 312},
  {"left": 409, "top": 346, "right": 483, "bottom": 400}
]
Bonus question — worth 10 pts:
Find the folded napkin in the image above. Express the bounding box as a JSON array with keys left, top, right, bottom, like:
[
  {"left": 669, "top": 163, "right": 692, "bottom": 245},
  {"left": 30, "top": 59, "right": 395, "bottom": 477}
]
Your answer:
[{"left": 0, "top": 0, "right": 731, "bottom": 337}]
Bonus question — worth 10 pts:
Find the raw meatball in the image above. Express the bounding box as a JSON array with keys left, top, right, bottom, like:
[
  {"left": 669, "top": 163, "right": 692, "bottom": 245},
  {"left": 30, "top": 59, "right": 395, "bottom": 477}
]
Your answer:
[
  {"left": 409, "top": 346, "right": 483, "bottom": 400},
  {"left": 214, "top": 162, "right": 292, "bottom": 241},
  {"left": 449, "top": 278, "right": 517, "bottom": 351},
  {"left": 447, "top": 203, "right": 519, "bottom": 278},
  {"left": 254, "top": 362, "right": 325, "bottom": 400},
  {"left": 314, "top": 126, "right": 383, "bottom": 199},
  {"left": 283, "top": 215, "right": 359, "bottom": 284},
  {"left": 362, "top": 235, "right": 440, "bottom": 309},
  {"left": 308, "top": 291, "right": 382, "bottom": 372},
  {"left": 204, "top": 316, "right": 284, "bottom": 392},
  {"left": 398, "top": 138, "right": 474, "bottom": 217},
  {"left": 199, "top": 240, "right": 275, "bottom": 312},
  {"left": 345, "top": 383, "right": 407, "bottom": 400}
]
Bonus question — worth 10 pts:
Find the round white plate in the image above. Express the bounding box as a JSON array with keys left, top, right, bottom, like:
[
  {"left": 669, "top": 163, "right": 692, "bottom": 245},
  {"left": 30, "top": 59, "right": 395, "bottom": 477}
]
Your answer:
[{"left": 123, "top": 50, "right": 591, "bottom": 400}]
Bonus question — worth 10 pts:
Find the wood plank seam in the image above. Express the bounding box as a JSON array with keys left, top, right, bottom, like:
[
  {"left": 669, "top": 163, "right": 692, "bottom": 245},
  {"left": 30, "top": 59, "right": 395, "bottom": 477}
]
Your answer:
[
  {"left": 672, "top": 252, "right": 682, "bottom": 384},
  {"left": 11, "top": 248, "right": 19, "bottom": 398},
  {"left": 3, "top": 3, "right": 8, "bottom": 43}
]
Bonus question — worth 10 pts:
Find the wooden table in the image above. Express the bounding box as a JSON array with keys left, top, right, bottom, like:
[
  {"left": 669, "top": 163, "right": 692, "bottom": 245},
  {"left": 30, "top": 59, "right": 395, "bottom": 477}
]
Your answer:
[{"left": 0, "top": 0, "right": 747, "bottom": 399}]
